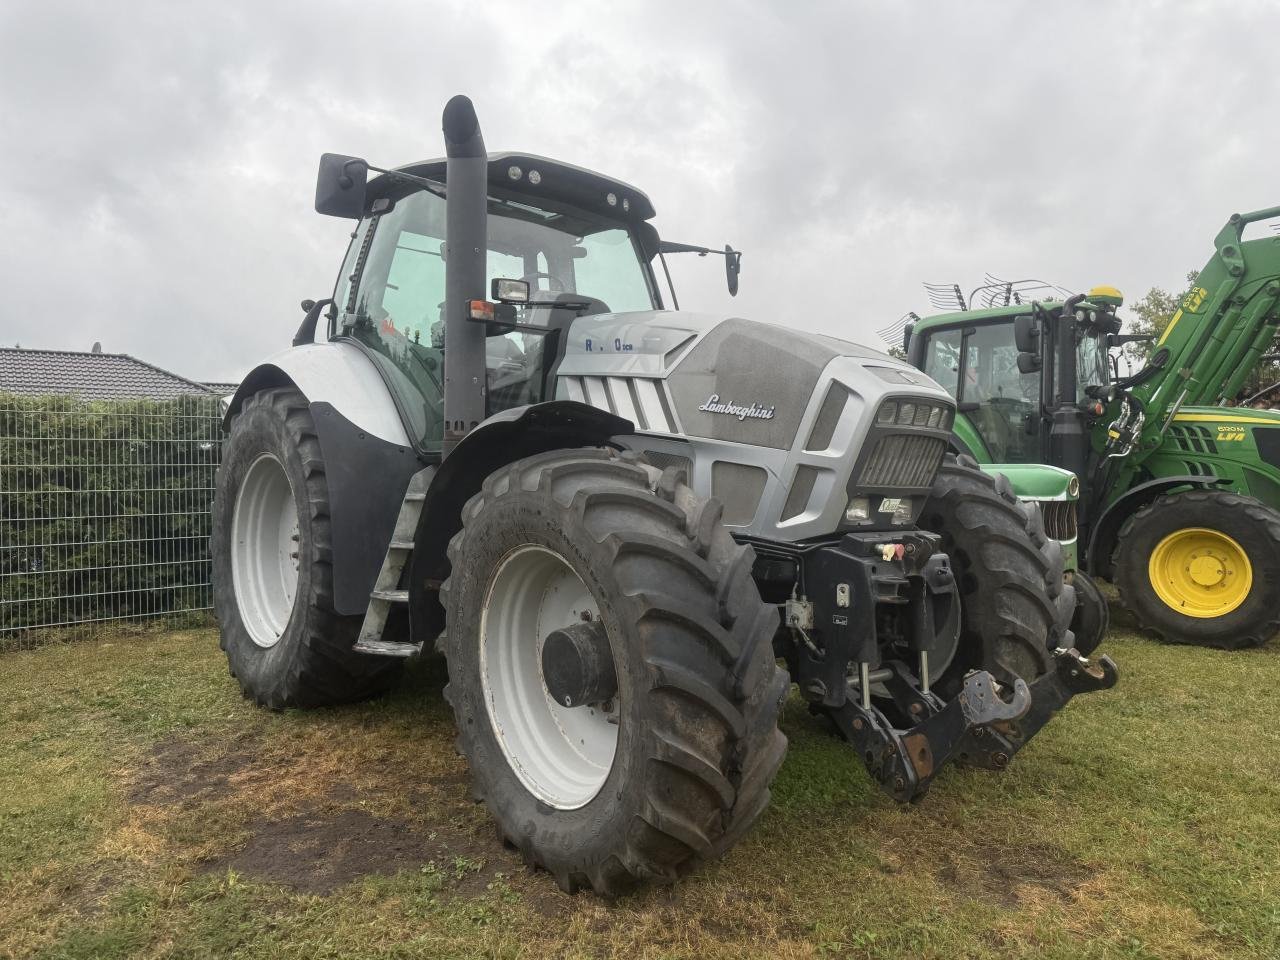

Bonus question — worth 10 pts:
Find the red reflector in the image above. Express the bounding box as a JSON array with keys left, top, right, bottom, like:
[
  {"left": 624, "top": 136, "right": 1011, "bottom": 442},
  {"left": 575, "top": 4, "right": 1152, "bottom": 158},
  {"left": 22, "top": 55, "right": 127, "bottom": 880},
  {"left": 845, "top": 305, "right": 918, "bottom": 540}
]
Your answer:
[
  {"left": 468, "top": 299, "right": 495, "bottom": 321},
  {"left": 894, "top": 543, "right": 905, "bottom": 560}
]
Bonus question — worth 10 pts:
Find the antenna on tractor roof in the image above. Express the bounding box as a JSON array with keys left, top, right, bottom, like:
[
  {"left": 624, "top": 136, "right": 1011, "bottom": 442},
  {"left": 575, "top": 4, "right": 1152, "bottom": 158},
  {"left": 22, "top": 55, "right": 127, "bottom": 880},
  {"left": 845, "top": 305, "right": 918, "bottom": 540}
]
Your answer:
[
  {"left": 922, "top": 282, "right": 966, "bottom": 312},
  {"left": 971, "top": 276, "right": 1075, "bottom": 309},
  {"left": 875, "top": 311, "right": 919, "bottom": 347}
]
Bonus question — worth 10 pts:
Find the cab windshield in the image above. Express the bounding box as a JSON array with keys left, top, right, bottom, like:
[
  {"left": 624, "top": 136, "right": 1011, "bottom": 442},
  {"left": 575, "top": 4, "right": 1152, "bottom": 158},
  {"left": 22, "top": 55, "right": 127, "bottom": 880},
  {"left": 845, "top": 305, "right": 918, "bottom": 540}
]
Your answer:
[{"left": 333, "top": 186, "right": 657, "bottom": 455}]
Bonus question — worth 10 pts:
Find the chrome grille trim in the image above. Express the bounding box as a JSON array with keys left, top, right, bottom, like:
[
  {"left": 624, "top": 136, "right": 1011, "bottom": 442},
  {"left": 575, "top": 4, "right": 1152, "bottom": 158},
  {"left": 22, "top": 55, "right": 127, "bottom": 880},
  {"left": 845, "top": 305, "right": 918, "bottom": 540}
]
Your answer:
[
  {"left": 558, "top": 375, "right": 676, "bottom": 433},
  {"left": 1040, "top": 500, "right": 1078, "bottom": 542}
]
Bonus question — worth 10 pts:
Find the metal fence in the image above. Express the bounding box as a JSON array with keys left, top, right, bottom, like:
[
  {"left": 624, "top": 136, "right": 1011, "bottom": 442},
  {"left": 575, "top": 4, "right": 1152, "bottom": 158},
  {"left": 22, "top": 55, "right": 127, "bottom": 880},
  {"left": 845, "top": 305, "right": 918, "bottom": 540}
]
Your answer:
[{"left": 0, "top": 392, "right": 222, "bottom": 649}]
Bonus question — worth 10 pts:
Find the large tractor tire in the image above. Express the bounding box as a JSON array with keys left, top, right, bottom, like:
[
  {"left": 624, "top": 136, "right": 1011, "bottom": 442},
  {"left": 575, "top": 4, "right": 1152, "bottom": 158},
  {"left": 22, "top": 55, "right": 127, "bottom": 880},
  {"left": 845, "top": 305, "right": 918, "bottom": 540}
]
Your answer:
[
  {"left": 212, "top": 388, "right": 402, "bottom": 708},
  {"left": 441, "top": 449, "right": 788, "bottom": 896},
  {"left": 920, "top": 454, "right": 1074, "bottom": 698},
  {"left": 1069, "top": 569, "right": 1109, "bottom": 657},
  {"left": 1114, "top": 490, "right": 1280, "bottom": 649}
]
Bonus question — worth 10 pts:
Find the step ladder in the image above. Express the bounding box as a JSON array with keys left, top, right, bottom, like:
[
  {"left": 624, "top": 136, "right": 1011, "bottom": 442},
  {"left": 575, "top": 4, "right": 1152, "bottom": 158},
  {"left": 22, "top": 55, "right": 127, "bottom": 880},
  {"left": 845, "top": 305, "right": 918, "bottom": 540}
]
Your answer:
[{"left": 353, "top": 467, "right": 434, "bottom": 657}]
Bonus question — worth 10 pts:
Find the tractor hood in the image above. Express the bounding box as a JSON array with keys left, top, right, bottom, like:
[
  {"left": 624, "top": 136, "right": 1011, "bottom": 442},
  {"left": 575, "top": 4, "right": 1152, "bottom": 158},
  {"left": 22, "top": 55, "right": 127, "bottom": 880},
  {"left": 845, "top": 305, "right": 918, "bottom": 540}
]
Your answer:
[{"left": 556, "top": 310, "right": 952, "bottom": 451}]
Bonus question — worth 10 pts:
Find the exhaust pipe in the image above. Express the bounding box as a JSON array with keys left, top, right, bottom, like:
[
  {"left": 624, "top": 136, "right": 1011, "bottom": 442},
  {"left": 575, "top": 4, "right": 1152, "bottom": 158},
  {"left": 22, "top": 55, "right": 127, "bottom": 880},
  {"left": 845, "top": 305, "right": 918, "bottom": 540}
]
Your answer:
[{"left": 441, "top": 95, "right": 488, "bottom": 456}]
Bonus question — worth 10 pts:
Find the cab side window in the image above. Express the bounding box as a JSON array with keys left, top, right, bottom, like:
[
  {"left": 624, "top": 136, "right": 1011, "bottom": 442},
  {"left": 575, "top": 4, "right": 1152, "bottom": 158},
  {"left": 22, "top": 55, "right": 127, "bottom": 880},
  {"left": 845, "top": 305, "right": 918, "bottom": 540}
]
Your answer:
[{"left": 923, "top": 328, "right": 962, "bottom": 394}]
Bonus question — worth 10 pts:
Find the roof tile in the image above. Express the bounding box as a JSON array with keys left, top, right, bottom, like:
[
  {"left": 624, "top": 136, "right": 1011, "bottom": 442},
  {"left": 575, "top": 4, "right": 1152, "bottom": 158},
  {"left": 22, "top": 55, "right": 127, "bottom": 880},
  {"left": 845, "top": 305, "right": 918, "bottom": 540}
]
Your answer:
[{"left": 0, "top": 348, "right": 221, "bottom": 401}]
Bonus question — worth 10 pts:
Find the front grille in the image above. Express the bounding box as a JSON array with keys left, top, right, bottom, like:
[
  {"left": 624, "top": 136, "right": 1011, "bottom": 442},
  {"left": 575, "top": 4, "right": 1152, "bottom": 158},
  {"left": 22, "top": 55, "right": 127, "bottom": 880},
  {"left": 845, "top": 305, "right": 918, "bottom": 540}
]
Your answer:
[
  {"left": 641, "top": 450, "right": 692, "bottom": 481},
  {"left": 1040, "top": 500, "right": 1078, "bottom": 541},
  {"left": 858, "top": 434, "right": 947, "bottom": 489}
]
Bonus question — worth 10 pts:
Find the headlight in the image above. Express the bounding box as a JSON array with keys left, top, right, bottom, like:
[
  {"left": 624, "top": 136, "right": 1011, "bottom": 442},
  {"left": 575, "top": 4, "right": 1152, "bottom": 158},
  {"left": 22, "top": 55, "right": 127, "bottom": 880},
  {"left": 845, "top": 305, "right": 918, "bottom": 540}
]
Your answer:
[{"left": 845, "top": 496, "right": 871, "bottom": 522}]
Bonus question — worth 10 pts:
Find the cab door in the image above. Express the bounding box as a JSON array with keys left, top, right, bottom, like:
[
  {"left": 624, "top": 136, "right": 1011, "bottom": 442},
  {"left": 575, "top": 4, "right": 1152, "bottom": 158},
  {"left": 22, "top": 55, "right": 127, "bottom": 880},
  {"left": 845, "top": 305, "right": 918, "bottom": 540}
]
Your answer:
[{"left": 921, "top": 322, "right": 1047, "bottom": 463}]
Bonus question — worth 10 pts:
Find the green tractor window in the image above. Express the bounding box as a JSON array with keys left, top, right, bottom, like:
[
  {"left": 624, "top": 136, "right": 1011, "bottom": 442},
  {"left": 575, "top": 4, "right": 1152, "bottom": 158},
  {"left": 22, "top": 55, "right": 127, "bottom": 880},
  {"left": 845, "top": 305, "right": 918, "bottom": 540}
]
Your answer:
[
  {"left": 956, "top": 323, "right": 1042, "bottom": 462},
  {"left": 923, "top": 327, "right": 962, "bottom": 395}
]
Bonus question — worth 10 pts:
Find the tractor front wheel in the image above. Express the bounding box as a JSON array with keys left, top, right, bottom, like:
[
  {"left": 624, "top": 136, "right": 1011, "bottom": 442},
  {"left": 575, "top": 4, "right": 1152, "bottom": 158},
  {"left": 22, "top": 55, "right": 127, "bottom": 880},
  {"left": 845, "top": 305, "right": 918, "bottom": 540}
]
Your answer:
[
  {"left": 921, "top": 455, "right": 1074, "bottom": 697},
  {"left": 1069, "top": 569, "right": 1109, "bottom": 657},
  {"left": 1115, "top": 490, "right": 1280, "bottom": 649},
  {"left": 441, "top": 449, "right": 788, "bottom": 896}
]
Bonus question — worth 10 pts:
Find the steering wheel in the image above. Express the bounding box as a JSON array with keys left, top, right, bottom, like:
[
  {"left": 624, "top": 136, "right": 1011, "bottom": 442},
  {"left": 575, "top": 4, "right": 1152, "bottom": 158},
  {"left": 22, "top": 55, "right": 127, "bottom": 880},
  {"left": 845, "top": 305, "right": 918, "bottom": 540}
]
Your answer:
[{"left": 521, "top": 271, "right": 566, "bottom": 296}]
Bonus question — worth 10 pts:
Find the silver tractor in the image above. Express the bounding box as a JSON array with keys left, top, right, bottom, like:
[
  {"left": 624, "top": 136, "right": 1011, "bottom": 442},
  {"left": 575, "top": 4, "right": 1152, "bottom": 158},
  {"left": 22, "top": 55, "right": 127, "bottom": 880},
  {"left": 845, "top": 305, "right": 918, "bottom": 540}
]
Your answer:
[{"left": 213, "top": 95, "right": 1116, "bottom": 896}]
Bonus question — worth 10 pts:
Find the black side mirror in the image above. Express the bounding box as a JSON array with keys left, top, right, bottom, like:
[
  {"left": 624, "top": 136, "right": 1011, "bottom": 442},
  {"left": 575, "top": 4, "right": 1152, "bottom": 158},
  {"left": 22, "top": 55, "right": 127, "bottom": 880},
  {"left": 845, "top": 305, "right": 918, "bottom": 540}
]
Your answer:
[
  {"left": 725, "top": 245, "right": 741, "bottom": 297},
  {"left": 315, "top": 153, "right": 368, "bottom": 219},
  {"left": 1014, "top": 314, "right": 1040, "bottom": 353},
  {"left": 1013, "top": 313, "right": 1042, "bottom": 373},
  {"left": 1107, "top": 333, "right": 1155, "bottom": 347}
]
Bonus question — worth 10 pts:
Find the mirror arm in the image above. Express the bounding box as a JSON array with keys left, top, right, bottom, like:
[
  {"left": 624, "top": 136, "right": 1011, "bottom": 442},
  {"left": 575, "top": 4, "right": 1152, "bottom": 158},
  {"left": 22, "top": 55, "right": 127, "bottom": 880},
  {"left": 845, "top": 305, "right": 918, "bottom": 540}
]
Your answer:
[
  {"left": 365, "top": 164, "right": 447, "bottom": 199},
  {"left": 293, "top": 298, "right": 334, "bottom": 347}
]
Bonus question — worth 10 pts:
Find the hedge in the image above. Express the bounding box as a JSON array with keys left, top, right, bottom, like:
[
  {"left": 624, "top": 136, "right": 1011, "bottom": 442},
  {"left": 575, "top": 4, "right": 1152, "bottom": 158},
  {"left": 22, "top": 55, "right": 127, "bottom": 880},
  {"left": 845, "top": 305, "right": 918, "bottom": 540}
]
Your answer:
[{"left": 0, "top": 391, "right": 222, "bottom": 642}]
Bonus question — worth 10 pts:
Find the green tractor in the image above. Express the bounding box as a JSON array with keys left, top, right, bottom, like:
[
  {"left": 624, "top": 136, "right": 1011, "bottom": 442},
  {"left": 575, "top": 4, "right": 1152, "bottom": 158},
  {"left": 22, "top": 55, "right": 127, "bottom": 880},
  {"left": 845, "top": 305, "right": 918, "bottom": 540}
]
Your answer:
[{"left": 902, "top": 206, "right": 1280, "bottom": 650}]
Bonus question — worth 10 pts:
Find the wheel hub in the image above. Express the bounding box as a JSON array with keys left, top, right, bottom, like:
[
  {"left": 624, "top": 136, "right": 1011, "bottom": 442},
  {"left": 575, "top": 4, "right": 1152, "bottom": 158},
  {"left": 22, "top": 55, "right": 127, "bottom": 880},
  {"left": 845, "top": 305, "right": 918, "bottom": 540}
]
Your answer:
[
  {"left": 1148, "top": 527, "right": 1252, "bottom": 618},
  {"left": 1188, "top": 554, "right": 1226, "bottom": 587},
  {"left": 541, "top": 620, "right": 618, "bottom": 708}
]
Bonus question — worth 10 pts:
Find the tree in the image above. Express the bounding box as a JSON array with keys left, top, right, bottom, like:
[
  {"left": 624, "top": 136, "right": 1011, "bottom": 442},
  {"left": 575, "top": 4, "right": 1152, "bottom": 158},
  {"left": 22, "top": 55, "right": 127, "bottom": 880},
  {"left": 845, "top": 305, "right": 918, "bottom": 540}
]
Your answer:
[{"left": 1121, "top": 271, "right": 1198, "bottom": 366}]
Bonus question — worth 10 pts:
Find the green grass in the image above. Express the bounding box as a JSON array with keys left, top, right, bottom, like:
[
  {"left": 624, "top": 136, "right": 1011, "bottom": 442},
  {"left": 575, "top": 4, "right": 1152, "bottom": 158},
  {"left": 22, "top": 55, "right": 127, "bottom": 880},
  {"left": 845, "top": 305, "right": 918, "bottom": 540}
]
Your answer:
[{"left": 1, "top": 617, "right": 1277, "bottom": 960}]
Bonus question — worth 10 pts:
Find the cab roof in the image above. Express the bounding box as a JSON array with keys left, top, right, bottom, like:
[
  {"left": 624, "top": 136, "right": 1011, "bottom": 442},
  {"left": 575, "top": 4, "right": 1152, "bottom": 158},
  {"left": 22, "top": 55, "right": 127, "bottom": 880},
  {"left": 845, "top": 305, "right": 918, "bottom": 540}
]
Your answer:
[{"left": 379, "top": 152, "right": 656, "bottom": 222}]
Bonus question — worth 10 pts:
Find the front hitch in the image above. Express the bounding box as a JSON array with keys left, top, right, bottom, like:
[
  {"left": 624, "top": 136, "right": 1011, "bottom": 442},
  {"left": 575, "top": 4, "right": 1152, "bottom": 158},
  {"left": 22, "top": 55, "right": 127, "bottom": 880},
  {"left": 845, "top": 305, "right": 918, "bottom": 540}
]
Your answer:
[{"left": 827, "top": 648, "right": 1118, "bottom": 803}]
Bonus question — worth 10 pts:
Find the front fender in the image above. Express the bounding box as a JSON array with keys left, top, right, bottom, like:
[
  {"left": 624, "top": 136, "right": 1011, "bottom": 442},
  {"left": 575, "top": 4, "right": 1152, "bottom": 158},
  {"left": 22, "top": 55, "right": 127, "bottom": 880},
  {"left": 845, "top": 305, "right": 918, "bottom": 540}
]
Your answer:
[{"left": 407, "top": 401, "right": 633, "bottom": 642}]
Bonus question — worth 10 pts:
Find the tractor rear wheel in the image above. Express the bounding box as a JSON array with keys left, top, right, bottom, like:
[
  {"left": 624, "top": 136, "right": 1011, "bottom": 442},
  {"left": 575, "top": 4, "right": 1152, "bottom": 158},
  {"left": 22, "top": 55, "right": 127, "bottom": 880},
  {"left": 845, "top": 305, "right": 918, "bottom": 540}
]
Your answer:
[
  {"left": 921, "top": 455, "right": 1073, "bottom": 697},
  {"left": 212, "top": 387, "right": 402, "bottom": 708},
  {"left": 1069, "top": 570, "right": 1109, "bottom": 656},
  {"left": 1115, "top": 490, "right": 1280, "bottom": 649},
  {"left": 441, "top": 449, "right": 788, "bottom": 896}
]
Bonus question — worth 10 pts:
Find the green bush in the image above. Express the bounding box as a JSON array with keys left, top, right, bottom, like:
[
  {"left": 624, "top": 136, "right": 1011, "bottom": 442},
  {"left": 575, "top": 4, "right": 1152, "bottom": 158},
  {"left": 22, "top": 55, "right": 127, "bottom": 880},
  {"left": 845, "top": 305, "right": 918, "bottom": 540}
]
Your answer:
[{"left": 0, "top": 391, "right": 222, "bottom": 639}]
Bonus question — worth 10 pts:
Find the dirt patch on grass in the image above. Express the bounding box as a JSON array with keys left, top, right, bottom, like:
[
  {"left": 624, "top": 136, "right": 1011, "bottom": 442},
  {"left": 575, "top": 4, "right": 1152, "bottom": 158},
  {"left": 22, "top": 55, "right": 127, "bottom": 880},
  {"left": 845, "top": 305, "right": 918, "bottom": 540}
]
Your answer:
[
  {"left": 130, "top": 733, "right": 525, "bottom": 897},
  {"left": 935, "top": 837, "right": 1089, "bottom": 907},
  {"left": 130, "top": 734, "right": 260, "bottom": 805},
  {"left": 205, "top": 801, "right": 522, "bottom": 896}
]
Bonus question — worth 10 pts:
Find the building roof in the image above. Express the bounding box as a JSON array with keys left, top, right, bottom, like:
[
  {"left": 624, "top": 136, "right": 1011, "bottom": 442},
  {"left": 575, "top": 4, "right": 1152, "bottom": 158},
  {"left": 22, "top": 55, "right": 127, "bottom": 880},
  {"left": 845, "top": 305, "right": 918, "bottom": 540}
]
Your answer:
[{"left": 0, "top": 347, "right": 223, "bottom": 401}]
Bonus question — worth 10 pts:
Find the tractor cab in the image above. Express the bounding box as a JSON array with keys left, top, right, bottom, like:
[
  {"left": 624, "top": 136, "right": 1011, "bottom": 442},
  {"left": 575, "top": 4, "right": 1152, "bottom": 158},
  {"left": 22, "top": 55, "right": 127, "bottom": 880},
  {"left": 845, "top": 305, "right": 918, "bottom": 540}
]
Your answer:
[
  {"left": 907, "top": 287, "right": 1125, "bottom": 468},
  {"left": 321, "top": 154, "right": 664, "bottom": 457}
]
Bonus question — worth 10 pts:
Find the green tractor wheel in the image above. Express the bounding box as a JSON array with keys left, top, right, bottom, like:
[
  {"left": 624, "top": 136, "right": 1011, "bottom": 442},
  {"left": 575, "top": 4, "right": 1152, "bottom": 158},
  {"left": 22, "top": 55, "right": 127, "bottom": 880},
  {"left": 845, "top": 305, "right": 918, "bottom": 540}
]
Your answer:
[{"left": 1114, "top": 490, "right": 1280, "bottom": 649}]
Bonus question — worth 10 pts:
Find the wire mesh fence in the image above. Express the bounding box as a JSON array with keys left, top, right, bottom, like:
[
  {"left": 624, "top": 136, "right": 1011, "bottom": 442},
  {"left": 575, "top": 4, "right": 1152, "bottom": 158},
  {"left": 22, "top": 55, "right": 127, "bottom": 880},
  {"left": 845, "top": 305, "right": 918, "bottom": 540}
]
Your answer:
[{"left": 0, "top": 391, "right": 222, "bottom": 650}]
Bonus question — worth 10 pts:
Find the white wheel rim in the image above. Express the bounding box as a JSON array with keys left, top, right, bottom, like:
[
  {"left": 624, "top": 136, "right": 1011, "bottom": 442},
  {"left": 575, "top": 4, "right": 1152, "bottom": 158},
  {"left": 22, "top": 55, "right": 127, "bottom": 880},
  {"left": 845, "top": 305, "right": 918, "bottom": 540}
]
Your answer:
[
  {"left": 231, "top": 453, "right": 300, "bottom": 649},
  {"left": 479, "top": 545, "right": 619, "bottom": 810}
]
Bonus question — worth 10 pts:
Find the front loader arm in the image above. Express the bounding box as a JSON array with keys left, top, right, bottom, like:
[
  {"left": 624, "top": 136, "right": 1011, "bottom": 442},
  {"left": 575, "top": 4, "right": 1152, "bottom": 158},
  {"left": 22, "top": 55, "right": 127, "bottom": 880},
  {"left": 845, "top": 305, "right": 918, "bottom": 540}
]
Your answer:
[{"left": 1133, "top": 207, "right": 1280, "bottom": 423}]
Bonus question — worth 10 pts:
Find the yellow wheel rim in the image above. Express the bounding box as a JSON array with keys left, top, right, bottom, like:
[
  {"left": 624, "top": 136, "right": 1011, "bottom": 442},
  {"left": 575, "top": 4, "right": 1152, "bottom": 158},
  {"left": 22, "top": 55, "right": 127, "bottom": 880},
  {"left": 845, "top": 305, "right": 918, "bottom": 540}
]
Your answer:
[{"left": 1148, "top": 527, "right": 1252, "bottom": 618}]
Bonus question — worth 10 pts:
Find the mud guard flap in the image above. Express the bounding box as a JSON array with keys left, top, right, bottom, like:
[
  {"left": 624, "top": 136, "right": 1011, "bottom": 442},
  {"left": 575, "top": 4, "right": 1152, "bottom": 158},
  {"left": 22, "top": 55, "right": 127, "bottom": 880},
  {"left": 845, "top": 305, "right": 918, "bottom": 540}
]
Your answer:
[{"left": 828, "top": 649, "right": 1118, "bottom": 803}]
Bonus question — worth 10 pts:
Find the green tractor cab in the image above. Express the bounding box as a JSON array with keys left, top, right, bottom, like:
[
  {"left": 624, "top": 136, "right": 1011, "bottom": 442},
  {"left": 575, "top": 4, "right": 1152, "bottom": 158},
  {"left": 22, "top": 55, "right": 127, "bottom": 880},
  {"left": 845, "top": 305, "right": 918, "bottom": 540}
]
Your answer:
[{"left": 903, "top": 208, "right": 1280, "bottom": 649}]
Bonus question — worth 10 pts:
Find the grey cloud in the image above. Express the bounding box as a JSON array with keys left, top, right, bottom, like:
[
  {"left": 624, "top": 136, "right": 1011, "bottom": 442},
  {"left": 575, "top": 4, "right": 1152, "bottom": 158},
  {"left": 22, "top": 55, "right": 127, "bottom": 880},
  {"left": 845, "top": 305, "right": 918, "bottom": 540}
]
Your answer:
[{"left": 1, "top": 0, "right": 1278, "bottom": 381}]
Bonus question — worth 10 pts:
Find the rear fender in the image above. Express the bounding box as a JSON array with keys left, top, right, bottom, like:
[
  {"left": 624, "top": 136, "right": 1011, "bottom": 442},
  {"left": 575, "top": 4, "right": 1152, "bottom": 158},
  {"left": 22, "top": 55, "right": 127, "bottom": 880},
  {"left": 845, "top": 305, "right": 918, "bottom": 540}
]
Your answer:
[
  {"left": 222, "top": 342, "right": 410, "bottom": 446},
  {"left": 225, "top": 343, "right": 420, "bottom": 614},
  {"left": 408, "top": 401, "right": 633, "bottom": 642}
]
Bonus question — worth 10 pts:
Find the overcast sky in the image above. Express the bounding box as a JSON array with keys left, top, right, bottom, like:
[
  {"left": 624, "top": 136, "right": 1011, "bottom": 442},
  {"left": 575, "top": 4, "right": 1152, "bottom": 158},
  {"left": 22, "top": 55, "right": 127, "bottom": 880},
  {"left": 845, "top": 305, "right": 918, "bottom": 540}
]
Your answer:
[{"left": 2, "top": 0, "right": 1278, "bottom": 382}]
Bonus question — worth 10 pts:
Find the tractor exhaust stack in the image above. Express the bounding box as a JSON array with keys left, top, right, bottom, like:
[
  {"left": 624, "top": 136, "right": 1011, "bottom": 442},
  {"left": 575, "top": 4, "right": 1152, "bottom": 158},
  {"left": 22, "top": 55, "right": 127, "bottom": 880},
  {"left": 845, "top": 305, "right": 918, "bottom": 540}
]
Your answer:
[{"left": 441, "top": 94, "right": 488, "bottom": 456}]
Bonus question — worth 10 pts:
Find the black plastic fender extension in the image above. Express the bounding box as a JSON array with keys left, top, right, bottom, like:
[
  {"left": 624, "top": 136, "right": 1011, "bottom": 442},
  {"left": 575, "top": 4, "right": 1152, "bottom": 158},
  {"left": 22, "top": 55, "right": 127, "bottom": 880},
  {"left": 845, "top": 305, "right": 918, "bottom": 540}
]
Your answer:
[{"left": 827, "top": 649, "right": 1118, "bottom": 803}]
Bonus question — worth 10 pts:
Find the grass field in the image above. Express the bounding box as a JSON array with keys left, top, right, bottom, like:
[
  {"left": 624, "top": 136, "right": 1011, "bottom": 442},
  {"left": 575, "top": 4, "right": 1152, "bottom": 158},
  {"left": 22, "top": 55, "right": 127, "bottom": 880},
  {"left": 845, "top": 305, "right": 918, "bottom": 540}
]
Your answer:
[{"left": 2, "top": 609, "right": 1278, "bottom": 960}]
